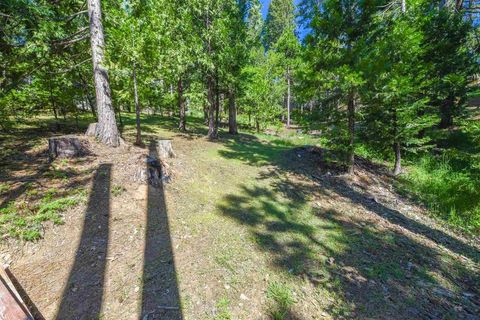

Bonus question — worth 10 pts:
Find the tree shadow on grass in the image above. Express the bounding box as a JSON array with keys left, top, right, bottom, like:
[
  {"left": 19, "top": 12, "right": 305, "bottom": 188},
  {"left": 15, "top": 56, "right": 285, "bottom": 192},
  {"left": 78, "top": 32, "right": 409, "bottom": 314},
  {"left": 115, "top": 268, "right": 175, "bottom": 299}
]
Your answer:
[
  {"left": 55, "top": 163, "right": 111, "bottom": 319},
  {"left": 140, "top": 141, "right": 183, "bottom": 320},
  {"left": 216, "top": 134, "right": 480, "bottom": 318},
  {"left": 218, "top": 133, "right": 479, "bottom": 263}
]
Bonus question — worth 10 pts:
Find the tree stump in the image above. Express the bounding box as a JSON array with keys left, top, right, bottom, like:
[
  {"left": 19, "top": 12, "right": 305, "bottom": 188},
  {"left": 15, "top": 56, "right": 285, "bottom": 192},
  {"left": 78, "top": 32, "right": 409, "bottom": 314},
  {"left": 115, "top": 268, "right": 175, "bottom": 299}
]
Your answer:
[
  {"left": 133, "top": 155, "right": 171, "bottom": 187},
  {"left": 156, "top": 140, "right": 175, "bottom": 159},
  {"left": 85, "top": 123, "right": 97, "bottom": 136},
  {"left": 48, "top": 136, "right": 90, "bottom": 159}
]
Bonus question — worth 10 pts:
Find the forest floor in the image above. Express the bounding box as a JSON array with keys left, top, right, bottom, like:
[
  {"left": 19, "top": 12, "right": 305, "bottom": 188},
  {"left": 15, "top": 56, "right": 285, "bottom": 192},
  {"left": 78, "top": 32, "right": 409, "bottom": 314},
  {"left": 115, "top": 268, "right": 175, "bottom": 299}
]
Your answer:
[{"left": 0, "top": 114, "right": 479, "bottom": 319}]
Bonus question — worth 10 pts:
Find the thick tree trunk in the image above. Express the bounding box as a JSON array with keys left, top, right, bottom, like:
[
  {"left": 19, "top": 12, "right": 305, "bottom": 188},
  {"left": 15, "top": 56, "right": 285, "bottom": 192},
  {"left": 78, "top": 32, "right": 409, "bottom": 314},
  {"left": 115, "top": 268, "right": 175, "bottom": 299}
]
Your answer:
[
  {"left": 286, "top": 68, "right": 291, "bottom": 128},
  {"left": 393, "top": 142, "right": 402, "bottom": 175},
  {"left": 228, "top": 89, "right": 238, "bottom": 134},
  {"left": 347, "top": 93, "right": 355, "bottom": 175},
  {"left": 87, "top": 0, "right": 120, "bottom": 147},
  {"left": 133, "top": 61, "right": 142, "bottom": 145},
  {"left": 401, "top": 0, "right": 406, "bottom": 12},
  {"left": 178, "top": 77, "right": 186, "bottom": 131}
]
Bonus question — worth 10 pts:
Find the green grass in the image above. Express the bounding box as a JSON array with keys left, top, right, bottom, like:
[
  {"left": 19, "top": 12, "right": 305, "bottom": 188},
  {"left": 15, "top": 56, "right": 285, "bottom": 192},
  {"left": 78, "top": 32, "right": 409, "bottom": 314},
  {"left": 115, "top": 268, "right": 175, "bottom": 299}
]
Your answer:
[
  {"left": 266, "top": 281, "right": 295, "bottom": 320},
  {"left": 399, "top": 154, "right": 480, "bottom": 233},
  {"left": 213, "top": 298, "right": 232, "bottom": 320}
]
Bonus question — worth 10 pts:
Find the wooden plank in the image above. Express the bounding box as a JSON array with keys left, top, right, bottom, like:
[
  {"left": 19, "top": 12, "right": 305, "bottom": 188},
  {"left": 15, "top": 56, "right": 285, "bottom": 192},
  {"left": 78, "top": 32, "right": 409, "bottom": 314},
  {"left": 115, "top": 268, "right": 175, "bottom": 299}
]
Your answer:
[{"left": 0, "top": 273, "right": 33, "bottom": 320}]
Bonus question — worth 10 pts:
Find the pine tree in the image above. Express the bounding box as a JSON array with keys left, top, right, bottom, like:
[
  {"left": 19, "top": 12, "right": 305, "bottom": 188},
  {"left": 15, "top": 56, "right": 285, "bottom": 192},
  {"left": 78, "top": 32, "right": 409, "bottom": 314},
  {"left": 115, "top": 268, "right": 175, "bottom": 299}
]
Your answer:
[{"left": 88, "top": 0, "right": 121, "bottom": 147}]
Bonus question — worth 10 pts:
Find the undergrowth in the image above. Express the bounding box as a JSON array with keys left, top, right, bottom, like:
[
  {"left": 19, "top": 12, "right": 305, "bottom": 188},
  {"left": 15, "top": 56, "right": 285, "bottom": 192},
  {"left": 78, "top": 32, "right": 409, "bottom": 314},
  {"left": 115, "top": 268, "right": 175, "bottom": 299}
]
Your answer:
[{"left": 399, "top": 154, "right": 480, "bottom": 234}]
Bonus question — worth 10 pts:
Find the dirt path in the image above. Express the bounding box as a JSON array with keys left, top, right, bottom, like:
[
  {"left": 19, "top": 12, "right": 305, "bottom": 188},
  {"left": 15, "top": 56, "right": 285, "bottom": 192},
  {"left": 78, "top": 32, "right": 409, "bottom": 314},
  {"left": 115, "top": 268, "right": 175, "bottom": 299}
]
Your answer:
[{"left": 1, "top": 128, "right": 479, "bottom": 319}]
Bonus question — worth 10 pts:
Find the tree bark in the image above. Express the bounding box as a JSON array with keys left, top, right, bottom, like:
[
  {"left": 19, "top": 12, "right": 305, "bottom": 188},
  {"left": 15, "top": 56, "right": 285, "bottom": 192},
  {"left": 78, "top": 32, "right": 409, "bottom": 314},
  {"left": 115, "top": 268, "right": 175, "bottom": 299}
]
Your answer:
[
  {"left": 228, "top": 89, "right": 238, "bottom": 134},
  {"left": 286, "top": 68, "right": 291, "bottom": 128},
  {"left": 393, "top": 142, "right": 402, "bottom": 175},
  {"left": 439, "top": 95, "right": 454, "bottom": 128},
  {"left": 207, "top": 75, "right": 217, "bottom": 139},
  {"left": 347, "top": 93, "right": 355, "bottom": 174},
  {"left": 214, "top": 73, "right": 220, "bottom": 131},
  {"left": 87, "top": 0, "right": 120, "bottom": 147},
  {"left": 178, "top": 77, "right": 186, "bottom": 131},
  {"left": 133, "top": 61, "right": 142, "bottom": 145}
]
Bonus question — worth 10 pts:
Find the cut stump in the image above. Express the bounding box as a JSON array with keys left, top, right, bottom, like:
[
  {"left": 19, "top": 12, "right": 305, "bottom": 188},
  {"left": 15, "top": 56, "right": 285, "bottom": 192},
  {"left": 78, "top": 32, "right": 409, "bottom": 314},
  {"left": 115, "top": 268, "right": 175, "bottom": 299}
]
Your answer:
[
  {"left": 133, "top": 155, "right": 171, "bottom": 187},
  {"left": 85, "top": 123, "right": 97, "bottom": 136},
  {"left": 156, "top": 140, "right": 175, "bottom": 159},
  {"left": 48, "top": 136, "right": 90, "bottom": 159}
]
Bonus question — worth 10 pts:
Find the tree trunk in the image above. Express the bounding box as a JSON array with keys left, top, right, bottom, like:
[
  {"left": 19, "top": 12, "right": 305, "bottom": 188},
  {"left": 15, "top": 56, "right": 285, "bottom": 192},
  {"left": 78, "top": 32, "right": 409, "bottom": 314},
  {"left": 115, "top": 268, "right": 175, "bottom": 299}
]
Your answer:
[
  {"left": 439, "top": 95, "right": 454, "bottom": 128},
  {"left": 214, "top": 73, "right": 220, "bottom": 131},
  {"left": 347, "top": 93, "right": 355, "bottom": 175},
  {"left": 207, "top": 75, "right": 217, "bottom": 139},
  {"left": 87, "top": 0, "right": 120, "bottom": 147},
  {"left": 286, "top": 68, "right": 291, "bottom": 128},
  {"left": 401, "top": 0, "right": 406, "bottom": 12},
  {"left": 228, "top": 89, "right": 238, "bottom": 134},
  {"left": 133, "top": 61, "right": 142, "bottom": 145},
  {"left": 178, "top": 77, "right": 186, "bottom": 131},
  {"left": 203, "top": 103, "right": 209, "bottom": 125},
  {"left": 256, "top": 118, "right": 260, "bottom": 133},
  {"left": 393, "top": 142, "right": 402, "bottom": 175}
]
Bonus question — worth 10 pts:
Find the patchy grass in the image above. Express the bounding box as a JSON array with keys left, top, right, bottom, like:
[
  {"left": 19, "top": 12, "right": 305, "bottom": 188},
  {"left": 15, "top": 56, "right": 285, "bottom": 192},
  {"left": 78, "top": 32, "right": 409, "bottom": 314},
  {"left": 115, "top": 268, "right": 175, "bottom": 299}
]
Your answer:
[
  {"left": 213, "top": 297, "right": 232, "bottom": 320},
  {"left": 111, "top": 185, "right": 126, "bottom": 197},
  {"left": 0, "top": 188, "right": 85, "bottom": 241},
  {"left": 266, "top": 281, "right": 295, "bottom": 320}
]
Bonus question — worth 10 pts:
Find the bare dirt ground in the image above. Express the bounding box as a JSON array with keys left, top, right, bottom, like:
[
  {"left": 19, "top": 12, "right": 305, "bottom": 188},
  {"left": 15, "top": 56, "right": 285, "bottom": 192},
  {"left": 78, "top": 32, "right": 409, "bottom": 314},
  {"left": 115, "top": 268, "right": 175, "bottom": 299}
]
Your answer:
[{"left": 1, "top": 119, "right": 479, "bottom": 319}]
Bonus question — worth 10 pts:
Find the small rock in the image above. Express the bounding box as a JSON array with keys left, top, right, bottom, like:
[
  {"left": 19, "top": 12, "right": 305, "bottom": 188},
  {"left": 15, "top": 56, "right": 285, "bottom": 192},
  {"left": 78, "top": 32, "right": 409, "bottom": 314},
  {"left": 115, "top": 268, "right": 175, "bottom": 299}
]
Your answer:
[
  {"left": 240, "top": 293, "right": 249, "bottom": 300},
  {"left": 134, "top": 286, "right": 139, "bottom": 293},
  {"left": 224, "top": 284, "right": 231, "bottom": 290}
]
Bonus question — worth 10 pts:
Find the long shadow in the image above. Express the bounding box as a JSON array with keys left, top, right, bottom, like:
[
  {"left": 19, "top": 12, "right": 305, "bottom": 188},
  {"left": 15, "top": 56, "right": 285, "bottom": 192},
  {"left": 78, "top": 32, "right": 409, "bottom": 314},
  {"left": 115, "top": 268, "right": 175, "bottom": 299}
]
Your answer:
[
  {"left": 215, "top": 134, "right": 480, "bottom": 318},
  {"left": 218, "top": 134, "right": 480, "bottom": 263},
  {"left": 140, "top": 142, "right": 182, "bottom": 319},
  {"left": 218, "top": 183, "right": 480, "bottom": 318},
  {"left": 55, "top": 164, "right": 111, "bottom": 319}
]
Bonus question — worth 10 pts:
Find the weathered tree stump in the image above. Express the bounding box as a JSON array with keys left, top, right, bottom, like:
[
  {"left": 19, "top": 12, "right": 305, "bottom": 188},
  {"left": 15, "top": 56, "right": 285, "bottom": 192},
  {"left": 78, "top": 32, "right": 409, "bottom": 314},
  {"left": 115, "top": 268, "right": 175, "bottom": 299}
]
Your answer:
[
  {"left": 156, "top": 140, "right": 175, "bottom": 159},
  {"left": 85, "top": 123, "right": 97, "bottom": 136},
  {"left": 48, "top": 136, "right": 90, "bottom": 159},
  {"left": 133, "top": 155, "right": 171, "bottom": 187}
]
